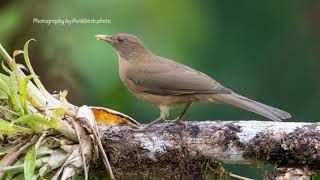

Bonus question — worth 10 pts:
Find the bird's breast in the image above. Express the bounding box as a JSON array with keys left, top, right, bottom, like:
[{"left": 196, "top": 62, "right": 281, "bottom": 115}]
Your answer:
[{"left": 118, "top": 60, "right": 141, "bottom": 94}]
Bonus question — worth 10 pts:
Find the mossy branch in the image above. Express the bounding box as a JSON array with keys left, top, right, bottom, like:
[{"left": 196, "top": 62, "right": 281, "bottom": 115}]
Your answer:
[{"left": 98, "top": 121, "right": 319, "bottom": 179}]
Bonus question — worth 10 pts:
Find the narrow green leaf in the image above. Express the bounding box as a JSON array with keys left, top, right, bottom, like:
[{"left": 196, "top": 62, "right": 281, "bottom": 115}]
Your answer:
[
  {"left": 14, "top": 114, "right": 58, "bottom": 133},
  {"left": 0, "top": 105, "right": 20, "bottom": 117},
  {"left": 0, "top": 77, "right": 9, "bottom": 95},
  {"left": 24, "top": 146, "right": 36, "bottom": 180},
  {"left": 12, "top": 125, "right": 33, "bottom": 134},
  {"left": 0, "top": 43, "right": 17, "bottom": 72},
  {"left": 1, "top": 61, "right": 12, "bottom": 74},
  {"left": 0, "top": 90, "right": 7, "bottom": 99},
  {"left": 0, "top": 73, "right": 9, "bottom": 82},
  {"left": 0, "top": 118, "right": 33, "bottom": 135},
  {"left": 0, "top": 75, "right": 9, "bottom": 99},
  {"left": 9, "top": 72, "right": 24, "bottom": 115},
  {"left": 0, "top": 118, "right": 15, "bottom": 134},
  {"left": 19, "top": 75, "right": 32, "bottom": 114},
  {"left": 23, "top": 39, "right": 45, "bottom": 92},
  {"left": 4, "top": 172, "right": 15, "bottom": 180}
]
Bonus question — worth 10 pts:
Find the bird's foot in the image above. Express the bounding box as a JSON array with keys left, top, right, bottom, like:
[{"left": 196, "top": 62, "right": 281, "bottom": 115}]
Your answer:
[
  {"left": 163, "top": 117, "right": 179, "bottom": 122},
  {"left": 132, "top": 126, "right": 149, "bottom": 132},
  {"left": 174, "top": 119, "right": 186, "bottom": 127},
  {"left": 132, "top": 117, "right": 163, "bottom": 132},
  {"left": 165, "top": 118, "right": 186, "bottom": 127}
]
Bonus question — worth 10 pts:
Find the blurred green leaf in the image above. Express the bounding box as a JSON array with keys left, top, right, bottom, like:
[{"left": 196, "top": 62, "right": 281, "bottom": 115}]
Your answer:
[
  {"left": 0, "top": 74, "right": 9, "bottom": 83},
  {"left": 52, "top": 108, "right": 66, "bottom": 119},
  {"left": 314, "top": 175, "right": 320, "bottom": 180},
  {"left": 0, "top": 77, "right": 9, "bottom": 95},
  {"left": 4, "top": 172, "right": 15, "bottom": 180},
  {"left": 24, "top": 146, "right": 36, "bottom": 180},
  {"left": 0, "top": 118, "right": 15, "bottom": 134},
  {"left": 0, "top": 90, "right": 7, "bottom": 99}
]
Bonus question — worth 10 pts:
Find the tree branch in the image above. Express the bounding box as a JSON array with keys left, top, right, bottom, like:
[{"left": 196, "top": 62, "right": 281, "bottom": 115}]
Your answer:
[
  {"left": 98, "top": 121, "right": 319, "bottom": 178},
  {"left": 265, "top": 168, "right": 313, "bottom": 180}
]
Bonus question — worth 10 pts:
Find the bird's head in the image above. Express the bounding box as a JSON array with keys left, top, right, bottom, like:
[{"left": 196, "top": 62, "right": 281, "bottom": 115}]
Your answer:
[{"left": 96, "top": 33, "right": 150, "bottom": 59}]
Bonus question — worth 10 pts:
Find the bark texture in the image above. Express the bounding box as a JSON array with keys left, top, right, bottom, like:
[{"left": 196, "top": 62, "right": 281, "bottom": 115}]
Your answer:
[
  {"left": 98, "top": 121, "right": 320, "bottom": 179},
  {"left": 265, "top": 168, "right": 312, "bottom": 180}
]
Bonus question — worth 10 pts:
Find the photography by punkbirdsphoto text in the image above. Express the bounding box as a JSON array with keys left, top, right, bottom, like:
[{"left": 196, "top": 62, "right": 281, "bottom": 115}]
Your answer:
[{"left": 0, "top": 1, "right": 319, "bottom": 180}]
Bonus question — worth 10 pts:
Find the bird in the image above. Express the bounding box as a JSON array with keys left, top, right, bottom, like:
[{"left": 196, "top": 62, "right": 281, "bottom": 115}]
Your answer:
[{"left": 95, "top": 33, "right": 291, "bottom": 129}]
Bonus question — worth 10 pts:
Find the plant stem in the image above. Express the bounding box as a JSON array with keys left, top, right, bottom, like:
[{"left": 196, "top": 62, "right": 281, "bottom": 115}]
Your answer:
[{"left": 0, "top": 43, "right": 14, "bottom": 69}]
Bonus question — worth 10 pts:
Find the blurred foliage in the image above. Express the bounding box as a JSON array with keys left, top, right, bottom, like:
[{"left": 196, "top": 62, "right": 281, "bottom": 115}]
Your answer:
[{"left": 0, "top": 0, "right": 319, "bottom": 178}]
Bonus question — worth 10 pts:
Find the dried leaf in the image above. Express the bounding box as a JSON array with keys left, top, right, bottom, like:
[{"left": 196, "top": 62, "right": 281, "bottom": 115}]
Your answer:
[{"left": 91, "top": 106, "right": 140, "bottom": 126}]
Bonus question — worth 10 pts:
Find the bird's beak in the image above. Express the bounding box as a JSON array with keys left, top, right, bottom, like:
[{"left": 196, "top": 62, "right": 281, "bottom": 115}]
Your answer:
[{"left": 95, "top": 34, "right": 112, "bottom": 43}]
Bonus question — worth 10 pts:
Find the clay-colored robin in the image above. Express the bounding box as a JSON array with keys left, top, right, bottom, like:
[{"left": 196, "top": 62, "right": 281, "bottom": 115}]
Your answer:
[{"left": 96, "top": 33, "right": 291, "bottom": 129}]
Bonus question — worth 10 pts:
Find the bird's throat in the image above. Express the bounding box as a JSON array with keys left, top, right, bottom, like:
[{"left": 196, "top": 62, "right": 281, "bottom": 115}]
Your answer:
[{"left": 115, "top": 47, "right": 151, "bottom": 61}]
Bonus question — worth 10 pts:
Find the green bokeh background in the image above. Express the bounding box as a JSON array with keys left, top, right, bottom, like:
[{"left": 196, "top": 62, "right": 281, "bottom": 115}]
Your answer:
[{"left": 1, "top": 0, "right": 319, "bottom": 178}]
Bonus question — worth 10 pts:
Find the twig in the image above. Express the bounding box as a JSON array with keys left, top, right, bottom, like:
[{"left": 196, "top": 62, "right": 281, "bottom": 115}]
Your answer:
[
  {"left": 71, "top": 119, "right": 88, "bottom": 180},
  {"left": 76, "top": 106, "right": 115, "bottom": 179},
  {"left": 51, "top": 147, "right": 76, "bottom": 180},
  {"left": 228, "top": 172, "right": 253, "bottom": 180},
  {"left": 92, "top": 125, "right": 115, "bottom": 180}
]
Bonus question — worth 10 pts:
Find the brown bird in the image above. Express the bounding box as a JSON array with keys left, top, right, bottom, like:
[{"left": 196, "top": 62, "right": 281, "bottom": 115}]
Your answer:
[{"left": 96, "top": 33, "right": 291, "bottom": 128}]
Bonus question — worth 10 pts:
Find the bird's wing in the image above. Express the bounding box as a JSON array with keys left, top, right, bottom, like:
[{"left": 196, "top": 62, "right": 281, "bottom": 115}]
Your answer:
[{"left": 126, "top": 57, "right": 232, "bottom": 96}]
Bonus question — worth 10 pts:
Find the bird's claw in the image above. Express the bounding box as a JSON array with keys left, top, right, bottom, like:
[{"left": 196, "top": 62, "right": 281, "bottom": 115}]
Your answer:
[
  {"left": 132, "top": 126, "right": 150, "bottom": 132},
  {"left": 131, "top": 117, "right": 186, "bottom": 132},
  {"left": 132, "top": 117, "right": 164, "bottom": 132},
  {"left": 174, "top": 119, "right": 186, "bottom": 127},
  {"left": 163, "top": 117, "right": 179, "bottom": 122},
  {"left": 165, "top": 118, "right": 186, "bottom": 127}
]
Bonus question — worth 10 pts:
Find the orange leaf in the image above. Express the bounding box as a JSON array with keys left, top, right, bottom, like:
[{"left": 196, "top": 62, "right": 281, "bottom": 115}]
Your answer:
[{"left": 90, "top": 106, "right": 140, "bottom": 126}]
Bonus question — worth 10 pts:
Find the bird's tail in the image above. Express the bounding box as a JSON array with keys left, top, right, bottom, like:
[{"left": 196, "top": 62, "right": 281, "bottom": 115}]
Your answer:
[{"left": 211, "top": 93, "right": 291, "bottom": 121}]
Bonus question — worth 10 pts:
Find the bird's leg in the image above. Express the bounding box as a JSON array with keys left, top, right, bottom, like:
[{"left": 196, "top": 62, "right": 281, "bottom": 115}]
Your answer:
[
  {"left": 172, "top": 102, "right": 192, "bottom": 125},
  {"left": 163, "top": 117, "right": 179, "bottom": 122},
  {"left": 135, "top": 106, "right": 169, "bottom": 131},
  {"left": 137, "top": 116, "right": 162, "bottom": 131}
]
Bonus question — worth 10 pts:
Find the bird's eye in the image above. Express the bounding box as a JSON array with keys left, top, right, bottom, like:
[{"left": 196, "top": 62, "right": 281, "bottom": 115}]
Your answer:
[{"left": 117, "top": 38, "right": 124, "bottom": 43}]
